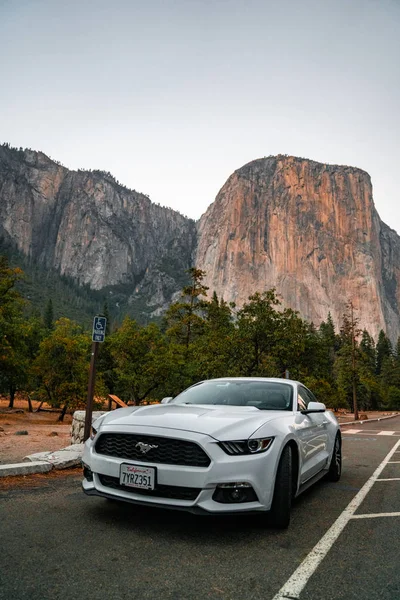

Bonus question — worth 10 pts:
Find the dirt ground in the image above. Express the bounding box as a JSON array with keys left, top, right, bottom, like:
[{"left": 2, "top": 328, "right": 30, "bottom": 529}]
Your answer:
[{"left": 0, "top": 397, "right": 73, "bottom": 465}]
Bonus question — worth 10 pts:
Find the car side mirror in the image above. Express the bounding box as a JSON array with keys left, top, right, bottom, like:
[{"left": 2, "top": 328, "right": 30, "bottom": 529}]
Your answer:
[
  {"left": 301, "top": 401, "right": 326, "bottom": 414},
  {"left": 160, "top": 397, "right": 173, "bottom": 404}
]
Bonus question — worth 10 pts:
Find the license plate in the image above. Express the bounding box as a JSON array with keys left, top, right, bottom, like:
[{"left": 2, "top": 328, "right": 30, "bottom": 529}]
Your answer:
[{"left": 119, "top": 464, "right": 156, "bottom": 490}]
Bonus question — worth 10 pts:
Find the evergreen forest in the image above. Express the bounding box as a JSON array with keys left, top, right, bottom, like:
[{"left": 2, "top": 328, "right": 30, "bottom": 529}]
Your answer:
[{"left": 1, "top": 255, "right": 400, "bottom": 419}]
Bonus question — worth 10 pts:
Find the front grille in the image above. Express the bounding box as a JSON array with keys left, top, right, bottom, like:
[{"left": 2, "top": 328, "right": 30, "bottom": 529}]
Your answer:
[
  {"left": 95, "top": 433, "right": 211, "bottom": 467},
  {"left": 99, "top": 474, "right": 201, "bottom": 501}
]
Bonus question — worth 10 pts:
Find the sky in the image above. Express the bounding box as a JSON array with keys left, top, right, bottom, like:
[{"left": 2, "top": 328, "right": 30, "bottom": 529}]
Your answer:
[{"left": 0, "top": 0, "right": 399, "bottom": 230}]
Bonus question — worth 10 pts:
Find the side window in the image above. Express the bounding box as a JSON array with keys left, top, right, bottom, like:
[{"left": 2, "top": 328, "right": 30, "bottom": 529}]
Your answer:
[
  {"left": 300, "top": 386, "right": 317, "bottom": 407},
  {"left": 297, "top": 387, "right": 308, "bottom": 411},
  {"left": 304, "top": 387, "right": 317, "bottom": 404}
]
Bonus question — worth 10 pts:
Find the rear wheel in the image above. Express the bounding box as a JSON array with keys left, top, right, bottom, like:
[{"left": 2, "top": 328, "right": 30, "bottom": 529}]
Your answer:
[
  {"left": 268, "top": 445, "right": 292, "bottom": 529},
  {"left": 326, "top": 434, "right": 342, "bottom": 482}
]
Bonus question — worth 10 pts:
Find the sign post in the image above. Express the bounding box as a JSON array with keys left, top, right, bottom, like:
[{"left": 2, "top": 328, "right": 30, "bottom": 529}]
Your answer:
[{"left": 84, "top": 316, "right": 107, "bottom": 442}]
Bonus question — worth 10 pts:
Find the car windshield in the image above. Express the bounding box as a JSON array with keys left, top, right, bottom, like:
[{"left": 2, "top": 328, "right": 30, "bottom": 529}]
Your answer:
[{"left": 171, "top": 380, "right": 293, "bottom": 410}]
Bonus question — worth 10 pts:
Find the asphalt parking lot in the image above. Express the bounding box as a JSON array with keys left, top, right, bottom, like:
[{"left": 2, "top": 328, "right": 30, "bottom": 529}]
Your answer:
[{"left": 1, "top": 417, "right": 400, "bottom": 600}]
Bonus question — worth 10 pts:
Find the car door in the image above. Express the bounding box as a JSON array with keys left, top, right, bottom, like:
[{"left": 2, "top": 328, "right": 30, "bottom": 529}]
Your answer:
[{"left": 295, "top": 386, "right": 330, "bottom": 483}]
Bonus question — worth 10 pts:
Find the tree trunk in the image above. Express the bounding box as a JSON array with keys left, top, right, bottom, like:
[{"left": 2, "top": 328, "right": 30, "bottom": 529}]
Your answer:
[
  {"left": 8, "top": 386, "right": 16, "bottom": 408},
  {"left": 43, "top": 384, "right": 53, "bottom": 405},
  {"left": 58, "top": 403, "right": 69, "bottom": 422},
  {"left": 27, "top": 394, "right": 33, "bottom": 413},
  {"left": 34, "top": 400, "right": 45, "bottom": 413}
]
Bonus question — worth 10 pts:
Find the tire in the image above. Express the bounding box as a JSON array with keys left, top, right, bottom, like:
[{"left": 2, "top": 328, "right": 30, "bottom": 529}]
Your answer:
[
  {"left": 326, "top": 433, "right": 342, "bottom": 482},
  {"left": 268, "top": 445, "right": 292, "bottom": 529}
]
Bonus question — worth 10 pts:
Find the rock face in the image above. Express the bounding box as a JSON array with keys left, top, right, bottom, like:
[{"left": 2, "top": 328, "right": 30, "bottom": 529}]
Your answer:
[
  {"left": 196, "top": 155, "right": 400, "bottom": 341},
  {"left": 0, "top": 145, "right": 197, "bottom": 312},
  {"left": 2, "top": 145, "right": 400, "bottom": 339}
]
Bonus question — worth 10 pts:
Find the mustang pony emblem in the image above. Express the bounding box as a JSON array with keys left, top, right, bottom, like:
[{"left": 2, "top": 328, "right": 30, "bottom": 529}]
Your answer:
[{"left": 135, "top": 442, "right": 158, "bottom": 454}]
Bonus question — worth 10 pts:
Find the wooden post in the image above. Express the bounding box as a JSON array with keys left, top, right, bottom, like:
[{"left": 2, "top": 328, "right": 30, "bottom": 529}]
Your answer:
[{"left": 84, "top": 342, "right": 99, "bottom": 442}]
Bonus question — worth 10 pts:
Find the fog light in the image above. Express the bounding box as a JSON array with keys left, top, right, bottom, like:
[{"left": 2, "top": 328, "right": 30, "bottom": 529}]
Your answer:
[
  {"left": 213, "top": 482, "right": 258, "bottom": 504},
  {"left": 229, "top": 487, "right": 247, "bottom": 502}
]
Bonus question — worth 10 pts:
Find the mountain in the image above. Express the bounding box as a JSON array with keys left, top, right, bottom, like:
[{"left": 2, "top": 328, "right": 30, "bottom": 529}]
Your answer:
[
  {"left": 1, "top": 144, "right": 400, "bottom": 340},
  {"left": 196, "top": 155, "right": 400, "bottom": 341},
  {"left": 0, "top": 144, "right": 196, "bottom": 322}
]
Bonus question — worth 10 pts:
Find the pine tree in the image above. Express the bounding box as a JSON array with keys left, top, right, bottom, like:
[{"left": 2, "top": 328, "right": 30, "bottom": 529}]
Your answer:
[
  {"left": 318, "top": 312, "right": 337, "bottom": 382},
  {"left": 235, "top": 289, "right": 283, "bottom": 376},
  {"left": 376, "top": 330, "right": 392, "bottom": 375},
  {"left": 0, "top": 256, "right": 28, "bottom": 407},
  {"left": 43, "top": 298, "right": 54, "bottom": 330},
  {"left": 165, "top": 268, "right": 208, "bottom": 348},
  {"left": 358, "top": 330, "right": 379, "bottom": 410},
  {"left": 191, "top": 292, "right": 235, "bottom": 380},
  {"left": 335, "top": 302, "right": 361, "bottom": 418},
  {"left": 360, "top": 330, "right": 376, "bottom": 371}
]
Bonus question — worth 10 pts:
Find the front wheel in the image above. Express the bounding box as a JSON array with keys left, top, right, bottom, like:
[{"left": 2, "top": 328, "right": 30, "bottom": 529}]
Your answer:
[
  {"left": 268, "top": 445, "right": 292, "bottom": 529},
  {"left": 326, "top": 434, "right": 342, "bottom": 482}
]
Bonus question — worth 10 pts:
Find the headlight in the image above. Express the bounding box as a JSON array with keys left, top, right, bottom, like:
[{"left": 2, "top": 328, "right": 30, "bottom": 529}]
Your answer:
[
  {"left": 218, "top": 437, "right": 274, "bottom": 455},
  {"left": 90, "top": 426, "right": 97, "bottom": 440}
]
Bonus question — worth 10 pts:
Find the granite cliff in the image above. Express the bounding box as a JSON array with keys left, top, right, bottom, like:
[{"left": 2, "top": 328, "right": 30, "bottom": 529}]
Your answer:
[
  {"left": 0, "top": 145, "right": 197, "bottom": 316},
  {"left": 196, "top": 155, "right": 400, "bottom": 341},
  {"left": 1, "top": 145, "right": 399, "bottom": 339}
]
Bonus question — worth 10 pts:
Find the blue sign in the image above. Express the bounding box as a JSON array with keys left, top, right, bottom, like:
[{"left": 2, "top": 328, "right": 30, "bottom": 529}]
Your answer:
[{"left": 92, "top": 316, "right": 107, "bottom": 342}]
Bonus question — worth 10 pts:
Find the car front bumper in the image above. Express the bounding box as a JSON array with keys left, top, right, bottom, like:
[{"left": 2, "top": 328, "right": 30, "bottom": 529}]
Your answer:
[{"left": 82, "top": 424, "right": 281, "bottom": 514}]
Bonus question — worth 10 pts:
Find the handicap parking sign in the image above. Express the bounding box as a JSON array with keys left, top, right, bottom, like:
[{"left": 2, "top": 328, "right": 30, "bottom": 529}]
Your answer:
[{"left": 92, "top": 316, "right": 107, "bottom": 342}]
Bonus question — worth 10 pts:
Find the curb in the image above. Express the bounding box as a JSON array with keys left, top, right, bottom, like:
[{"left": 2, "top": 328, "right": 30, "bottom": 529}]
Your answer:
[
  {"left": 340, "top": 413, "right": 400, "bottom": 426},
  {"left": 0, "top": 444, "right": 84, "bottom": 478},
  {"left": 0, "top": 461, "right": 53, "bottom": 477}
]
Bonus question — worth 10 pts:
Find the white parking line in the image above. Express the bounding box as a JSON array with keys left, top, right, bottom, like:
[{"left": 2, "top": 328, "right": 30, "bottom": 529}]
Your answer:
[
  {"left": 362, "top": 430, "right": 400, "bottom": 433},
  {"left": 342, "top": 429, "right": 362, "bottom": 434},
  {"left": 388, "top": 461, "right": 400, "bottom": 464},
  {"left": 376, "top": 478, "right": 400, "bottom": 481},
  {"left": 351, "top": 512, "right": 400, "bottom": 519},
  {"left": 271, "top": 438, "right": 400, "bottom": 600},
  {"left": 342, "top": 431, "right": 400, "bottom": 437}
]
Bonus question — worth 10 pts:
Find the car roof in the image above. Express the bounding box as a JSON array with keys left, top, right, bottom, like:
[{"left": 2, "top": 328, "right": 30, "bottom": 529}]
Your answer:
[{"left": 201, "top": 377, "right": 299, "bottom": 385}]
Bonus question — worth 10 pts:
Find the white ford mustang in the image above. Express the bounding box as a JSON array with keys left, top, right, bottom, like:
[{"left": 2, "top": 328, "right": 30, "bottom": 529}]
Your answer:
[{"left": 82, "top": 377, "right": 341, "bottom": 528}]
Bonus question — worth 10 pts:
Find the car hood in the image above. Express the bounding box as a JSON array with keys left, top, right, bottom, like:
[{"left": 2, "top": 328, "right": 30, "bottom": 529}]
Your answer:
[{"left": 96, "top": 404, "right": 286, "bottom": 440}]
